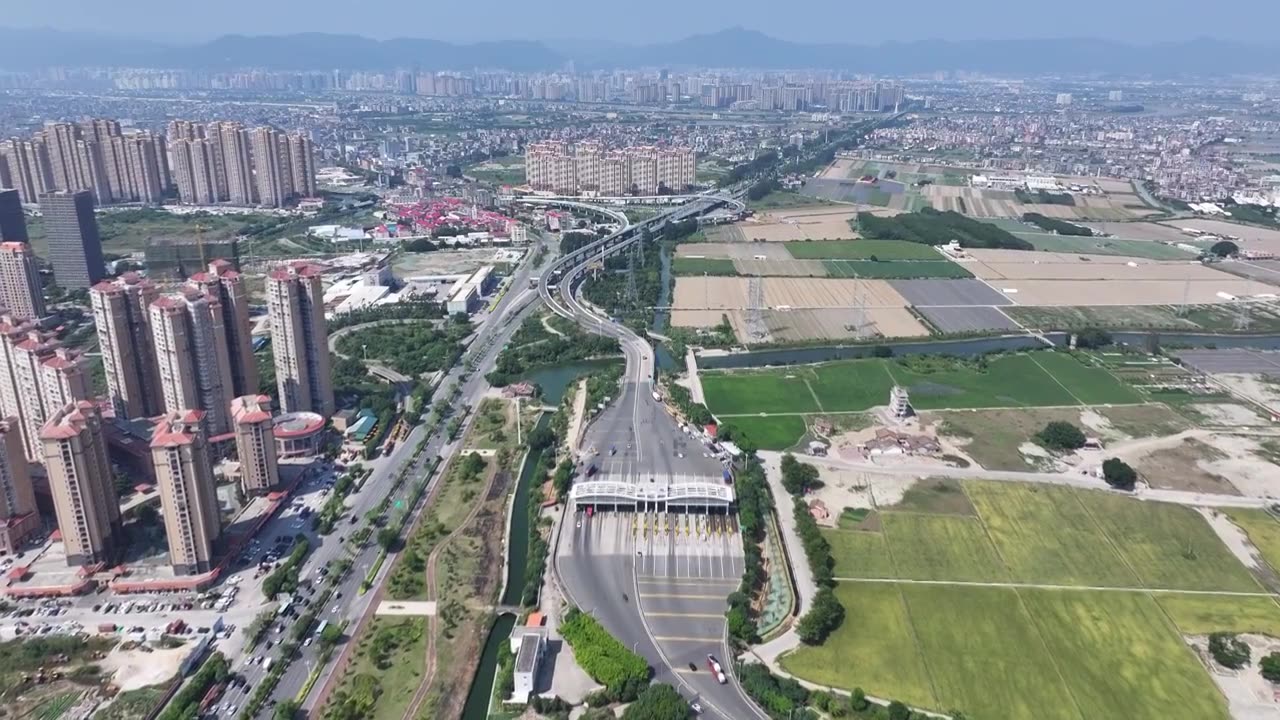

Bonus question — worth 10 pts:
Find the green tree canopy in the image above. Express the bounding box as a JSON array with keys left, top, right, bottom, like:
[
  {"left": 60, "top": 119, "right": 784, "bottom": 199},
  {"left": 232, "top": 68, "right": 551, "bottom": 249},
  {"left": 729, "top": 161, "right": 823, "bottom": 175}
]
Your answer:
[
  {"left": 1210, "top": 240, "right": 1240, "bottom": 257},
  {"left": 1102, "top": 458, "right": 1138, "bottom": 490},
  {"left": 621, "top": 683, "right": 691, "bottom": 720},
  {"left": 1036, "top": 421, "right": 1087, "bottom": 451}
]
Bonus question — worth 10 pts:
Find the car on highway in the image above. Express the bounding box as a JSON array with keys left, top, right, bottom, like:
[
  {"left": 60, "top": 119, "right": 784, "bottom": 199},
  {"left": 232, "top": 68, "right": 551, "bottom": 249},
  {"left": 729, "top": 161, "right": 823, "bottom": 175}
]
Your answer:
[{"left": 706, "top": 654, "right": 727, "bottom": 684}]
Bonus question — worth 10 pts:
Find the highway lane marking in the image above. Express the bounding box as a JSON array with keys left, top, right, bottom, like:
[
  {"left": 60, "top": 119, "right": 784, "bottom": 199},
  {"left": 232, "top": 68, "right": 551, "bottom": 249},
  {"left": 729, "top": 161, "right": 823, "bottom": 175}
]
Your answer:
[
  {"left": 640, "top": 593, "right": 729, "bottom": 600},
  {"left": 637, "top": 578, "right": 737, "bottom": 586},
  {"left": 653, "top": 635, "right": 722, "bottom": 643},
  {"left": 645, "top": 612, "right": 725, "bottom": 618}
]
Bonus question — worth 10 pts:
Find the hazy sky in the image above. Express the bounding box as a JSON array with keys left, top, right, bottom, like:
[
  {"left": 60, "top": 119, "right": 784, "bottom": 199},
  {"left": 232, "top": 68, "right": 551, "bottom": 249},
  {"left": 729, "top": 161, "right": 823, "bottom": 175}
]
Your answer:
[{"left": 4, "top": 0, "right": 1277, "bottom": 44}]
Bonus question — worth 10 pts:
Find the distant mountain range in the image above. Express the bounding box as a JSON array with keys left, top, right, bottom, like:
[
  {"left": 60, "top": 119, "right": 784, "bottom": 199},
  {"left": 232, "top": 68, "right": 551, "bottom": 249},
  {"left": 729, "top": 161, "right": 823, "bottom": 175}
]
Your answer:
[{"left": 1, "top": 26, "right": 1278, "bottom": 75}]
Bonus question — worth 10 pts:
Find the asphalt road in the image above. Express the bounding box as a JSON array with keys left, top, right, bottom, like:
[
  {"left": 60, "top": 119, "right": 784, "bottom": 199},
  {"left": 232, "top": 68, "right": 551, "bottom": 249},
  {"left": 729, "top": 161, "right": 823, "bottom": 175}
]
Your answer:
[
  {"left": 216, "top": 240, "right": 554, "bottom": 718},
  {"left": 544, "top": 194, "right": 769, "bottom": 720}
]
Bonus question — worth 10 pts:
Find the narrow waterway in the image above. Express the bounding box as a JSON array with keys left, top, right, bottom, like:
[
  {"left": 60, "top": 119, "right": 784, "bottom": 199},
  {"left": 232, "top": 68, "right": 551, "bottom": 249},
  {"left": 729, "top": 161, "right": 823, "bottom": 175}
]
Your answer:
[
  {"left": 502, "top": 414, "right": 550, "bottom": 607},
  {"left": 460, "top": 613, "right": 517, "bottom": 720},
  {"left": 458, "top": 378, "right": 571, "bottom": 720}
]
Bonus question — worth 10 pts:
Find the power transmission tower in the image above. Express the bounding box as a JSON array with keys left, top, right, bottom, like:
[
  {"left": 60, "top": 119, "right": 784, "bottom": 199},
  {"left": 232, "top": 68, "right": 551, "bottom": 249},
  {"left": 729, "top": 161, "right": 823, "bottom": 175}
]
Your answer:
[
  {"left": 746, "top": 271, "right": 767, "bottom": 341},
  {"left": 1235, "top": 301, "right": 1252, "bottom": 332}
]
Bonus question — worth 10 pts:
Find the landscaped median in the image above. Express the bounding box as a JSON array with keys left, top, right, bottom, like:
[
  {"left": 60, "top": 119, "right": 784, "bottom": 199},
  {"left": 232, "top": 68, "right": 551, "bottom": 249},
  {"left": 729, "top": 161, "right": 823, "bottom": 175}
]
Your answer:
[{"left": 559, "top": 608, "right": 651, "bottom": 703}]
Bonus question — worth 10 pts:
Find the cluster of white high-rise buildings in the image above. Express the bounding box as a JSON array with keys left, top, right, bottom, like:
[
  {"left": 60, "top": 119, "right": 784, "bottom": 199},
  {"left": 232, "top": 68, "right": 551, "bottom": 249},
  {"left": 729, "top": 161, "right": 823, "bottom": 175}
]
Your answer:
[
  {"left": 0, "top": 118, "right": 316, "bottom": 209},
  {"left": 524, "top": 141, "right": 696, "bottom": 196}
]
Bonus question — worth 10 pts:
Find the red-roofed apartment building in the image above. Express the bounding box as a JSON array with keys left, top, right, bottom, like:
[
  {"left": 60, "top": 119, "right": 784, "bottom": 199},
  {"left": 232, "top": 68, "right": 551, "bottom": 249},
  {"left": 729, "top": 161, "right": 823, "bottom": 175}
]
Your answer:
[{"left": 39, "top": 401, "right": 121, "bottom": 567}]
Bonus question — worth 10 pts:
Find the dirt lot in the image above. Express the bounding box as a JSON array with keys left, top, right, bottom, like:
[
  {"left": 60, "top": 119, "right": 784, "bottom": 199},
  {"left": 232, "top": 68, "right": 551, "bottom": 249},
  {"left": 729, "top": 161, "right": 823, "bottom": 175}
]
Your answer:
[
  {"left": 671, "top": 277, "right": 912, "bottom": 309},
  {"left": 670, "top": 308, "right": 734, "bottom": 328},
  {"left": 98, "top": 644, "right": 189, "bottom": 691},
  {"left": 718, "top": 208, "right": 860, "bottom": 242},
  {"left": 1159, "top": 219, "right": 1280, "bottom": 253},
  {"left": 1122, "top": 435, "right": 1270, "bottom": 495},
  {"left": 821, "top": 158, "right": 858, "bottom": 180},
  {"left": 763, "top": 307, "right": 929, "bottom": 341},
  {"left": 990, "top": 278, "right": 1276, "bottom": 306},
  {"left": 964, "top": 250, "right": 1235, "bottom": 282},
  {"left": 670, "top": 306, "right": 925, "bottom": 341},
  {"left": 392, "top": 248, "right": 502, "bottom": 277},
  {"left": 763, "top": 277, "right": 912, "bottom": 308},
  {"left": 1211, "top": 374, "right": 1280, "bottom": 413},
  {"left": 733, "top": 258, "right": 829, "bottom": 276}
]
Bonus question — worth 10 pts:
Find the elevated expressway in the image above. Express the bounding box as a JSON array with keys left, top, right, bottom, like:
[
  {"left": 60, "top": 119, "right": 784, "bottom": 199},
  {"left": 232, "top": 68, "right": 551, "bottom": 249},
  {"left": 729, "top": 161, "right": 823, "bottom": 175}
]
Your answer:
[{"left": 528, "top": 193, "right": 768, "bottom": 720}]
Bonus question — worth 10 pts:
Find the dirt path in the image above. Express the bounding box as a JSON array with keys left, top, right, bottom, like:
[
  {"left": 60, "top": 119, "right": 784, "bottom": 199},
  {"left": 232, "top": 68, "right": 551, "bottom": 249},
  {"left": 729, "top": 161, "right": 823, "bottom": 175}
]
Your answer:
[
  {"left": 542, "top": 315, "right": 565, "bottom": 337},
  {"left": 402, "top": 460, "right": 505, "bottom": 720},
  {"left": 830, "top": 576, "right": 1277, "bottom": 596},
  {"left": 564, "top": 379, "right": 588, "bottom": 454}
]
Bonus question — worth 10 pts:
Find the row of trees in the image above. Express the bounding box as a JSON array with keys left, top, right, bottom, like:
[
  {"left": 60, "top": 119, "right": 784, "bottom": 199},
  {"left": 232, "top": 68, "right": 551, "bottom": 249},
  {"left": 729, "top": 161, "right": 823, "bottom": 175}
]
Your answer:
[
  {"left": 157, "top": 652, "right": 230, "bottom": 720},
  {"left": 261, "top": 537, "right": 312, "bottom": 597},
  {"left": 740, "top": 662, "right": 968, "bottom": 720},
  {"left": 856, "top": 208, "right": 1033, "bottom": 250},
  {"left": 1014, "top": 188, "right": 1076, "bottom": 206},
  {"left": 727, "top": 461, "right": 773, "bottom": 646},
  {"left": 1022, "top": 212, "right": 1094, "bottom": 236},
  {"left": 664, "top": 381, "right": 714, "bottom": 427},
  {"left": 778, "top": 454, "right": 844, "bottom": 644}
]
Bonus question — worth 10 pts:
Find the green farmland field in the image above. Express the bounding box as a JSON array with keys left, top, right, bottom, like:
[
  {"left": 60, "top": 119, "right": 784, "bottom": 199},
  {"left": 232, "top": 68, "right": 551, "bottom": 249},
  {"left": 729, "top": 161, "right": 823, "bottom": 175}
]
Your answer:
[
  {"left": 715, "top": 414, "right": 807, "bottom": 451},
  {"left": 784, "top": 481, "right": 1258, "bottom": 720},
  {"left": 1074, "top": 491, "right": 1262, "bottom": 592},
  {"left": 780, "top": 583, "right": 937, "bottom": 709},
  {"left": 880, "top": 513, "right": 1009, "bottom": 582},
  {"left": 671, "top": 257, "right": 738, "bottom": 276},
  {"left": 1158, "top": 594, "right": 1280, "bottom": 638},
  {"left": 822, "top": 529, "right": 895, "bottom": 578},
  {"left": 887, "top": 354, "right": 1078, "bottom": 409},
  {"left": 701, "top": 352, "right": 1148, "bottom": 419},
  {"left": 1020, "top": 590, "right": 1229, "bottom": 720},
  {"left": 700, "top": 372, "right": 818, "bottom": 415},
  {"left": 806, "top": 360, "right": 896, "bottom": 412},
  {"left": 785, "top": 239, "right": 943, "bottom": 260},
  {"left": 1027, "top": 352, "right": 1144, "bottom": 405},
  {"left": 965, "top": 482, "right": 1140, "bottom": 586},
  {"left": 901, "top": 584, "right": 1081, "bottom": 720},
  {"left": 1224, "top": 509, "right": 1280, "bottom": 573}
]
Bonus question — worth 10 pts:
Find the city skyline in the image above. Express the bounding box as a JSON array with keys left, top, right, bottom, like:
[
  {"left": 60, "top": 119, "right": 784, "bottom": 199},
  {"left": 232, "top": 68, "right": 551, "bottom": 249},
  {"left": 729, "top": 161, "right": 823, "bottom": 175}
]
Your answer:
[{"left": 2, "top": 1, "right": 1276, "bottom": 44}]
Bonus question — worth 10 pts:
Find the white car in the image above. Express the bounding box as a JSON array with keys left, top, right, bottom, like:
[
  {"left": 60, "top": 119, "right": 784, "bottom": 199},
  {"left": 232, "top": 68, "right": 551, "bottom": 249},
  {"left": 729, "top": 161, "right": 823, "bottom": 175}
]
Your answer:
[{"left": 690, "top": 702, "right": 702, "bottom": 714}]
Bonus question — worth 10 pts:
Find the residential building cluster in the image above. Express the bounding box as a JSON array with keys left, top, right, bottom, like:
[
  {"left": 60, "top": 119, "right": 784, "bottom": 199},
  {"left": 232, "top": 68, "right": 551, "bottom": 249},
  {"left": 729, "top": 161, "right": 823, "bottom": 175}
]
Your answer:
[
  {"left": 1, "top": 119, "right": 168, "bottom": 206},
  {"left": 0, "top": 117, "right": 316, "bottom": 209},
  {"left": 524, "top": 141, "right": 696, "bottom": 196},
  {"left": 861, "top": 106, "right": 1280, "bottom": 202},
  {"left": 167, "top": 120, "right": 316, "bottom": 207},
  {"left": 0, "top": 202, "right": 331, "bottom": 576}
]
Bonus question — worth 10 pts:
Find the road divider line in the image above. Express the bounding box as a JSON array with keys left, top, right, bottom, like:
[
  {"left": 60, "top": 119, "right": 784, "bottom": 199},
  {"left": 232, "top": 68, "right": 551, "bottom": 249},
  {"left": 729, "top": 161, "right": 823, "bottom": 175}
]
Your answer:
[
  {"left": 640, "top": 593, "right": 729, "bottom": 600},
  {"left": 653, "top": 635, "right": 721, "bottom": 642},
  {"left": 646, "top": 612, "right": 725, "bottom": 618}
]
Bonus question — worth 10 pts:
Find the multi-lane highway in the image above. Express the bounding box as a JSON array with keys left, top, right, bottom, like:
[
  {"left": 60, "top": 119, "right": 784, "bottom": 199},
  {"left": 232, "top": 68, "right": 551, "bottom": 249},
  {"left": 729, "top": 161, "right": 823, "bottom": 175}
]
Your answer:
[
  {"left": 538, "top": 191, "right": 769, "bottom": 720},
  {"left": 219, "top": 237, "right": 554, "bottom": 719}
]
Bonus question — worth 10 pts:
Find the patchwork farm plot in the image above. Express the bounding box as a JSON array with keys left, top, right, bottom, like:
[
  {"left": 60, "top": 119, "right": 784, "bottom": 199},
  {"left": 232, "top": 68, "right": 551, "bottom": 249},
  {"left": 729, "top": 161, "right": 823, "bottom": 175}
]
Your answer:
[{"left": 784, "top": 480, "right": 1280, "bottom": 720}]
